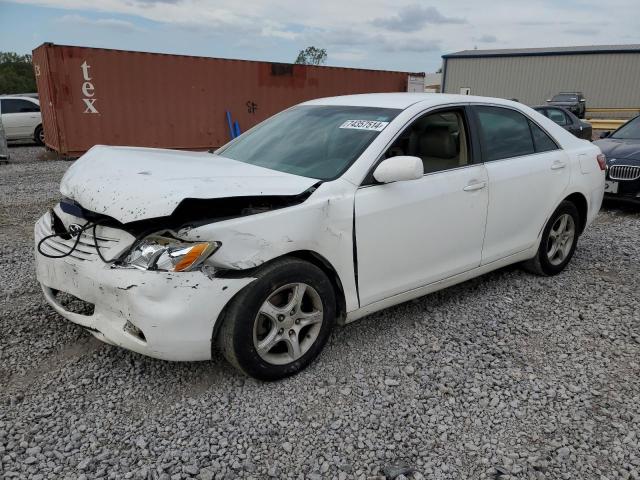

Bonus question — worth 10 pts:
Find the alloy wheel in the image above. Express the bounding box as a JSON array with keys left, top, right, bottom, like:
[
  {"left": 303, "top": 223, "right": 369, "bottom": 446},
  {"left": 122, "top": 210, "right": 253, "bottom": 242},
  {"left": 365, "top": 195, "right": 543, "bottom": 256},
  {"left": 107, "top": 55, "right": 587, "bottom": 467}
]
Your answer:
[
  {"left": 546, "top": 213, "right": 575, "bottom": 266},
  {"left": 253, "top": 283, "right": 324, "bottom": 365}
]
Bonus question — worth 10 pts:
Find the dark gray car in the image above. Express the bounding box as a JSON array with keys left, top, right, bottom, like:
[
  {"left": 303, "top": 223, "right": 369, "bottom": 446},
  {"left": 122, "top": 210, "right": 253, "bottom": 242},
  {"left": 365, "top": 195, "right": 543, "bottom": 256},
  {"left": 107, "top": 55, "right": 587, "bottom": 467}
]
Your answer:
[
  {"left": 533, "top": 105, "right": 592, "bottom": 140},
  {"left": 546, "top": 92, "right": 586, "bottom": 118},
  {"left": 594, "top": 115, "right": 640, "bottom": 202}
]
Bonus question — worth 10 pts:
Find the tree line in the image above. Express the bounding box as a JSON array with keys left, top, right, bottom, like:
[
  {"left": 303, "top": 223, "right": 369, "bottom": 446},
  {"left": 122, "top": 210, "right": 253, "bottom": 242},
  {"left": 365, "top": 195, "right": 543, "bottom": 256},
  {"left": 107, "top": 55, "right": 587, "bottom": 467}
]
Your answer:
[{"left": 0, "top": 52, "right": 37, "bottom": 95}]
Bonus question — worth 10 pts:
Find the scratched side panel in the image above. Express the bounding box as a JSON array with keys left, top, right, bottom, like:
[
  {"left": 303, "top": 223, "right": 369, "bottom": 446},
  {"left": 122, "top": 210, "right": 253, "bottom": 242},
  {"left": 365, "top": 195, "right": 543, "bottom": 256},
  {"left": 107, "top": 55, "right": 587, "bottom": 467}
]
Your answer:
[{"left": 31, "top": 43, "right": 412, "bottom": 157}]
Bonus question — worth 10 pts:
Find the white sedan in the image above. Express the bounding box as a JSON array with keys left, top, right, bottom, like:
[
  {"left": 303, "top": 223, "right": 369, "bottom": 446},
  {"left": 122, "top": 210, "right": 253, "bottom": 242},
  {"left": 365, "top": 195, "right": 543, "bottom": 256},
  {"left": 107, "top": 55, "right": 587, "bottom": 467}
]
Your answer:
[
  {"left": 34, "top": 94, "right": 605, "bottom": 380},
  {"left": 0, "top": 96, "right": 44, "bottom": 144}
]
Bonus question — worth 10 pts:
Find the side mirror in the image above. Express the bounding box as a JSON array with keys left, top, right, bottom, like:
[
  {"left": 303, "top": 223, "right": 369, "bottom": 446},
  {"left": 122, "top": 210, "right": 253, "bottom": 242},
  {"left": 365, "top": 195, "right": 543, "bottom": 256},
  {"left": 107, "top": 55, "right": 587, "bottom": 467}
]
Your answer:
[
  {"left": 580, "top": 99, "right": 586, "bottom": 102},
  {"left": 546, "top": 99, "right": 551, "bottom": 102},
  {"left": 599, "top": 131, "right": 610, "bottom": 139},
  {"left": 373, "top": 156, "right": 423, "bottom": 183}
]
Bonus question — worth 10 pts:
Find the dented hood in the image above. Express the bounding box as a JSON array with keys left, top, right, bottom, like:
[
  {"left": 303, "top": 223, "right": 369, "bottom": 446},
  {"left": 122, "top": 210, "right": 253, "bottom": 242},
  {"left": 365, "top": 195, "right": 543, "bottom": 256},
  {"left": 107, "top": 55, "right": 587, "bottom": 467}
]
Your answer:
[{"left": 60, "top": 145, "right": 319, "bottom": 223}]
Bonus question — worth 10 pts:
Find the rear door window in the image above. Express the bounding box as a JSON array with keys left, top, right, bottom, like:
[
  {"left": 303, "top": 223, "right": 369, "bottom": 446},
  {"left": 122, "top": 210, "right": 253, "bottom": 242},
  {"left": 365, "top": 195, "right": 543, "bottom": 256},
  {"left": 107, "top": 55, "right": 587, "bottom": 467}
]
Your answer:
[
  {"left": 474, "top": 106, "right": 535, "bottom": 161},
  {"left": 0, "top": 99, "right": 39, "bottom": 114}
]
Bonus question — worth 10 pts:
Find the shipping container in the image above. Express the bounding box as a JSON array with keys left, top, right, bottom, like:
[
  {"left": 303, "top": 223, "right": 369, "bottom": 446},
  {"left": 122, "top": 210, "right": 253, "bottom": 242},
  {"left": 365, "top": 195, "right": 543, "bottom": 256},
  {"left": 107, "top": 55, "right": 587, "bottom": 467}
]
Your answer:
[{"left": 32, "top": 43, "right": 420, "bottom": 157}]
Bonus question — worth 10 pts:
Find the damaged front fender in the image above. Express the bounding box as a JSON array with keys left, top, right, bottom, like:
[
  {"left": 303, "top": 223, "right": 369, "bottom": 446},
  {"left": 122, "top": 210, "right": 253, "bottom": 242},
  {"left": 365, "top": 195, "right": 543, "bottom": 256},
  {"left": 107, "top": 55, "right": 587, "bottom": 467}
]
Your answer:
[{"left": 177, "top": 179, "right": 360, "bottom": 312}]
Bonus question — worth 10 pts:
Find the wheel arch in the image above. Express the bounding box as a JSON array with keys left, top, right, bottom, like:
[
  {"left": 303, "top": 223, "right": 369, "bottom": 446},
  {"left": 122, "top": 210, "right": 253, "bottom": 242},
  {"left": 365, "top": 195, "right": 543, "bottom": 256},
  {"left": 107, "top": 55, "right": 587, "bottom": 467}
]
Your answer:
[
  {"left": 210, "top": 250, "right": 348, "bottom": 348},
  {"left": 563, "top": 192, "right": 588, "bottom": 234},
  {"left": 34, "top": 123, "right": 44, "bottom": 144},
  {"left": 286, "top": 250, "right": 347, "bottom": 325}
]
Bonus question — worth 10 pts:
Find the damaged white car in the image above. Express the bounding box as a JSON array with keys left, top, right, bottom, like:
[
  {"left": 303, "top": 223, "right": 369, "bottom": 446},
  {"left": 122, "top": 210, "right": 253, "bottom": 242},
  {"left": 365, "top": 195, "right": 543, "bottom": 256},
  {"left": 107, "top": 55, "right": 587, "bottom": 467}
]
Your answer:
[{"left": 35, "top": 94, "right": 605, "bottom": 380}]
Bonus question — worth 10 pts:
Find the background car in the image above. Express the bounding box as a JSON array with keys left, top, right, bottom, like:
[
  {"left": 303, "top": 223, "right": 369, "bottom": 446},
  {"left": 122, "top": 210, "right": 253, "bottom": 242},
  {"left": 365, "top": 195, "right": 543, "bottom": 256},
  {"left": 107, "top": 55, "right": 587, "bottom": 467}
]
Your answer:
[
  {"left": 594, "top": 115, "right": 640, "bottom": 201},
  {"left": 547, "top": 92, "right": 586, "bottom": 118},
  {"left": 533, "top": 105, "right": 592, "bottom": 140},
  {"left": 0, "top": 95, "right": 44, "bottom": 145}
]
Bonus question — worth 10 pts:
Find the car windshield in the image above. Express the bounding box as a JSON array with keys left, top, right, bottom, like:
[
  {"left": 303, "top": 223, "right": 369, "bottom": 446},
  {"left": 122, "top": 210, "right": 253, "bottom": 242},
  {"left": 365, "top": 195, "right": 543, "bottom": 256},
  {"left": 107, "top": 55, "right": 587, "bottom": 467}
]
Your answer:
[
  {"left": 552, "top": 94, "right": 578, "bottom": 102},
  {"left": 217, "top": 105, "right": 400, "bottom": 180},
  {"left": 611, "top": 116, "right": 640, "bottom": 140}
]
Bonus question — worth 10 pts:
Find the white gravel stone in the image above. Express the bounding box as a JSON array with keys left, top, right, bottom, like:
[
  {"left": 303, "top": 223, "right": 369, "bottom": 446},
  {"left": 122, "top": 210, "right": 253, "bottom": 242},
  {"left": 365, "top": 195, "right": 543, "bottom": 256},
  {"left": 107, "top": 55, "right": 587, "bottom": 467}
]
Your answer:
[{"left": 1, "top": 146, "right": 639, "bottom": 479}]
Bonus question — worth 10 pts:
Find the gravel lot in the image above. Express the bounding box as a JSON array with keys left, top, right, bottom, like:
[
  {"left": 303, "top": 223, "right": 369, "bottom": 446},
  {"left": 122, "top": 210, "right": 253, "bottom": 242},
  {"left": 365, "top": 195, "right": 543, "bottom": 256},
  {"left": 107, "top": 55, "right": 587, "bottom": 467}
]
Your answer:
[{"left": 1, "top": 145, "right": 639, "bottom": 480}]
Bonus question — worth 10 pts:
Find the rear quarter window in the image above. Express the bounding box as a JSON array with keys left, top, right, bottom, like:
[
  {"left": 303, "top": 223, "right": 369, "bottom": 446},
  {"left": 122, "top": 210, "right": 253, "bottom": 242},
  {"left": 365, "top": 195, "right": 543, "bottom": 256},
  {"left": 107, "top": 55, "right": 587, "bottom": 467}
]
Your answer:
[{"left": 529, "top": 121, "right": 559, "bottom": 153}]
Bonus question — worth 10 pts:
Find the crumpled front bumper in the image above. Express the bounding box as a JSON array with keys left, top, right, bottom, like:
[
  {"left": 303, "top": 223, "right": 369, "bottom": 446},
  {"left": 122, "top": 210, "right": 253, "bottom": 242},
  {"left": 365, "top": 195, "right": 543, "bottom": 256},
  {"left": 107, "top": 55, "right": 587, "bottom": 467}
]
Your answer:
[{"left": 34, "top": 214, "right": 255, "bottom": 361}]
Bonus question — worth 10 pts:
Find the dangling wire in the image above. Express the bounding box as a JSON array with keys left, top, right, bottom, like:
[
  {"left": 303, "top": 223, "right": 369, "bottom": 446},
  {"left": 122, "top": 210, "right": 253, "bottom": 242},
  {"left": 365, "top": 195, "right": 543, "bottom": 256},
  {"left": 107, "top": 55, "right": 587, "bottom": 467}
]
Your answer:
[
  {"left": 92, "top": 223, "right": 112, "bottom": 263},
  {"left": 37, "top": 219, "right": 111, "bottom": 263}
]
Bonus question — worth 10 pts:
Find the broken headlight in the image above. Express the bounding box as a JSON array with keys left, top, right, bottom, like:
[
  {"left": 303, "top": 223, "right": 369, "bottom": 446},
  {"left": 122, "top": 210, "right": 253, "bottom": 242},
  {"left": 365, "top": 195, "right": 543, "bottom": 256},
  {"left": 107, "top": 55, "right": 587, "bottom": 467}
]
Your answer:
[{"left": 122, "top": 236, "right": 220, "bottom": 272}]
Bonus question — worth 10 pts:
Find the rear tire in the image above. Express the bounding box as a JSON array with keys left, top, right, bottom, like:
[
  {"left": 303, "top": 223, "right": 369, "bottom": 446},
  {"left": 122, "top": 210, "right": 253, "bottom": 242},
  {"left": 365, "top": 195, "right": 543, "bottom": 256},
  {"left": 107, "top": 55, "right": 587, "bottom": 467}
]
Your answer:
[
  {"left": 34, "top": 125, "right": 45, "bottom": 146},
  {"left": 523, "top": 201, "right": 580, "bottom": 276},
  {"left": 216, "top": 258, "right": 336, "bottom": 381}
]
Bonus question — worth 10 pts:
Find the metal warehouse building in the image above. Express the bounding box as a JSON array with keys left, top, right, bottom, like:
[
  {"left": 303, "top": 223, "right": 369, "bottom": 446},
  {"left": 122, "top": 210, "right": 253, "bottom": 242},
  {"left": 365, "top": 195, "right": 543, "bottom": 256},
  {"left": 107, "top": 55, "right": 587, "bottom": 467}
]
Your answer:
[{"left": 441, "top": 44, "right": 640, "bottom": 109}]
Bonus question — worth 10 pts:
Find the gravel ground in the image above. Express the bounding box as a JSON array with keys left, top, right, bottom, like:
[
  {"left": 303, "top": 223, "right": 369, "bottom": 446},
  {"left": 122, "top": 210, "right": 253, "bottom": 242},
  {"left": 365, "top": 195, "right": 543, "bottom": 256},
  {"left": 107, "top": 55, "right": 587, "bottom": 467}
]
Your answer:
[{"left": 1, "top": 145, "right": 639, "bottom": 480}]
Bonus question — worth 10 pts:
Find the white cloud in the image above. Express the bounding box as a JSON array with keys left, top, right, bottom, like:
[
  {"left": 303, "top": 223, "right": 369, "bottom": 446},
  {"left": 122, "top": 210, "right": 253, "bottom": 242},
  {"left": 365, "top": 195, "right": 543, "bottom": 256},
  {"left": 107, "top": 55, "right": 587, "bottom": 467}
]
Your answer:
[
  {"left": 56, "top": 14, "right": 141, "bottom": 33},
  {"left": 372, "top": 5, "right": 465, "bottom": 32},
  {"left": 474, "top": 34, "right": 498, "bottom": 44},
  {"left": 15, "top": 0, "right": 278, "bottom": 34},
  {"left": 261, "top": 20, "right": 299, "bottom": 40},
  {"left": 381, "top": 38, "right": 442, "bottom": 53},
  {"left": 331, "top": 50, "right": 367, "bottom": 62},
  {"left": 564, "top": 27, "right": 599, "bottom": 36},
  {"left": 10, "top": 0, "right": 638, "bottom": 42},
  {"left": 7, "top": 0, "right": 640, "bottom": 71}
]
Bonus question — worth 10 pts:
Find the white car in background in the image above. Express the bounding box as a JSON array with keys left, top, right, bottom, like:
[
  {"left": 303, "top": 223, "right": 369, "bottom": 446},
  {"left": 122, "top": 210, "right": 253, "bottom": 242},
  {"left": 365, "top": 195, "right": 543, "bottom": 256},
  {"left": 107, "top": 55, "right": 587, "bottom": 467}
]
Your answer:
[
  {"left": 0, "top": 95, "right": 44, "bottom": 145},
  {"left": 34, "top": 93, "right": 605, "bottom": 380}
]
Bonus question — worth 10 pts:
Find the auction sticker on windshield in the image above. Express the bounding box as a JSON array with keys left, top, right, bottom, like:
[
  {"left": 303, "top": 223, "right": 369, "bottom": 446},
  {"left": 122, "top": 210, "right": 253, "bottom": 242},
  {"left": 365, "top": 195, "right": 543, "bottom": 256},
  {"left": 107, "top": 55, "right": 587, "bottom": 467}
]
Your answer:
[{"left": 339, "top": 120, "right": 389, "bottom": 131}]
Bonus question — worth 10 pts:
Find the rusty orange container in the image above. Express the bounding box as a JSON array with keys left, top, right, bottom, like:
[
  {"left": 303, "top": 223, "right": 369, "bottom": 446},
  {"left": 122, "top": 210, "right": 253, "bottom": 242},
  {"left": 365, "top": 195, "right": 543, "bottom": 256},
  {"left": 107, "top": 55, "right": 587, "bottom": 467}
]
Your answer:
[{"left": 32, "top": 43, "right": 418, "bottom": 157}]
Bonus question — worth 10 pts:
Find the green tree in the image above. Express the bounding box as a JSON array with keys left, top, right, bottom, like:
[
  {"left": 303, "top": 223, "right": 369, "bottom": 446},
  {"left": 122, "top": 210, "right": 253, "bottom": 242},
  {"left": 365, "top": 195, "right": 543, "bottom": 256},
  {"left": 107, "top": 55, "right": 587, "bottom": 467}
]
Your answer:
[
  {"left": 294, "top": 46, "right": 327, "bottom": 66},
  {"left": 0, "top": 52, "right": 37, "bottom": 95}
]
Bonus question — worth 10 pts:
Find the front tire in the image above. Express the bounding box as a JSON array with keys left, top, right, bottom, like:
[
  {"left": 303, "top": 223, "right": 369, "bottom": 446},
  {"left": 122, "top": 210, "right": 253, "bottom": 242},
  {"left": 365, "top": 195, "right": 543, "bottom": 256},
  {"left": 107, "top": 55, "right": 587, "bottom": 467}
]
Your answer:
[
  {"left": 34, "top": 125, "right": 45, "bottom": 146},
  {"left": 217, "top": 258, "right": 336, "bottom": 380},
  {"left": 523, "top": 201, "right": 580, "bottom": 276}
]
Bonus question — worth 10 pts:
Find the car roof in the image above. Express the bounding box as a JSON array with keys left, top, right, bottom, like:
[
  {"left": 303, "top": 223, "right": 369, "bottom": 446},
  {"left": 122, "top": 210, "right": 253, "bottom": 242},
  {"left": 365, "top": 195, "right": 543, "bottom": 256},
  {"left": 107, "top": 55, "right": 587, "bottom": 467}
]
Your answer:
[
  {"left": 0, "top": 95, "right": 39, "bottom": 101},
  {"left": 533, "top": 104, "right": 581, "bottom": 117},
  {"left": 302, "top": 93, "right": 523, "bottom": 110}
]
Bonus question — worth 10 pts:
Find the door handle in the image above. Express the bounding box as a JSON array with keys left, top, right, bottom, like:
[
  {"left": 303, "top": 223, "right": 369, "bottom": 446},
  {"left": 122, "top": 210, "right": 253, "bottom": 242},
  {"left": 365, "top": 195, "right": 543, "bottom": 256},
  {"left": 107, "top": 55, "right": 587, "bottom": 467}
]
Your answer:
[
  {"left": 463, "top": 181, "right": 486, "bottom": 192},
  {"left": 551, "top": 161, "right": 567, "bottom": 170}
]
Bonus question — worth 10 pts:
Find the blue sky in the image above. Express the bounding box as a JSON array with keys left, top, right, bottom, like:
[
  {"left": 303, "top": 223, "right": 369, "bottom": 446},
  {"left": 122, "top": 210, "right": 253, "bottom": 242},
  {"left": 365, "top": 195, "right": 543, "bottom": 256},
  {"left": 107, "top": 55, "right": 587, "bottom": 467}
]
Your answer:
[{"left": 1, "top": 0, "right": 638, "bottom": 73}]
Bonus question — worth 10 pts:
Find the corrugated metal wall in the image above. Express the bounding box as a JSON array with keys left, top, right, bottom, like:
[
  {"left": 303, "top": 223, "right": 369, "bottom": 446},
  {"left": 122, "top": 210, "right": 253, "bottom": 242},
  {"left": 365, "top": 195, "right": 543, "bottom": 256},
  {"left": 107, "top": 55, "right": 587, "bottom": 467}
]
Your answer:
[
  {"left": 443, "top": 53, "right": 640, "bottom": 107},
  {"left": 32, "top": 46, "right": 60, "bottom": 152}
]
